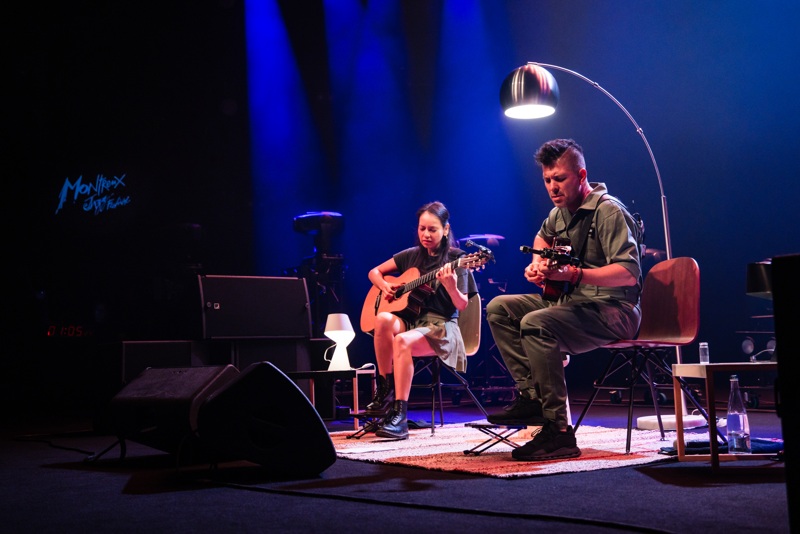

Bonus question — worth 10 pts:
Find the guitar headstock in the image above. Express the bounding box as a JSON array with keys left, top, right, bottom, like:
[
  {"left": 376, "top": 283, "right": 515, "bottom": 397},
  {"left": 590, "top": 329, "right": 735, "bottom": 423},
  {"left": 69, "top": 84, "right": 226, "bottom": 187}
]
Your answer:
[{"left": 458, "top": 249, "right": 494, "bottom": 272}]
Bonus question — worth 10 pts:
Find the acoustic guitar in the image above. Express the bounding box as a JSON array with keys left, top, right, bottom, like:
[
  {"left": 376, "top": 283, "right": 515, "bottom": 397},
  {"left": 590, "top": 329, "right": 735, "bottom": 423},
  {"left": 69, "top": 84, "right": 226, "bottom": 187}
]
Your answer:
[
  {"left": 360, "top": 251, "right": 492, "bottom": 333},
  {"left": 521, "top": 237, "right": 579, "bottom": 302}
]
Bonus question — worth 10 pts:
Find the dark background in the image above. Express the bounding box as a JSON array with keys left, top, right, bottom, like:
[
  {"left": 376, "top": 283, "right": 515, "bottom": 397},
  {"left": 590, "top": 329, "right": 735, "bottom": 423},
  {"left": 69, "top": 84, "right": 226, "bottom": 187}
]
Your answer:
[{"left": 5, "top": 0, "right": 798, "bottom": 417}]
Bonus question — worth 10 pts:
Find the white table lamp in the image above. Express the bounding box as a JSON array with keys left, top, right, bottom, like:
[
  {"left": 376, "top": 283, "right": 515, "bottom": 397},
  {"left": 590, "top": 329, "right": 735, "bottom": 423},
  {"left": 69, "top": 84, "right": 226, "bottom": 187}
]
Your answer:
[{"left": 324, "top": 313, "right": 355, "bottom": 371}]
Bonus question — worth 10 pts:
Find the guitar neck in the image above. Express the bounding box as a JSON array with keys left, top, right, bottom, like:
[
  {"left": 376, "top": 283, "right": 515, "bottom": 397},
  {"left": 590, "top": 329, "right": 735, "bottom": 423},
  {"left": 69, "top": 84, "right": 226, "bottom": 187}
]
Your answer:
[{"left": 399, "top": 257, "right": 462, "bottom": 294}]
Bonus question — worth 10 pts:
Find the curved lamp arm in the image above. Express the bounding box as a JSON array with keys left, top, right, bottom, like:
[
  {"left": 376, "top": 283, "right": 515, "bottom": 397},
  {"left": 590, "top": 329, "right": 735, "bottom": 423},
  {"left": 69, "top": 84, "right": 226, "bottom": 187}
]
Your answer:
[{"left": 514, "top": 62, "right": 673, "bottom": 260}]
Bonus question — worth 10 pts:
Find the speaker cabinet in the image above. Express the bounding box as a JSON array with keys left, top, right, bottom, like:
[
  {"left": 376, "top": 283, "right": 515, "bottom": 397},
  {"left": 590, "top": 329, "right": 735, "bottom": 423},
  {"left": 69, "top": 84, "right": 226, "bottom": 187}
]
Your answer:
[
  {"left": 109, "top": 365, "right": 239, "bottom": 457},
  {"left": 198, "top": 361, "right": 336, "bottom": 477},
  {"left": 121, "top": 340, "right": 209, "bottom": 384},
  {"left": 229, "top": 338, "right": 311, "bottom": 374},
  {"left": 198, "top": 275, "right": 312, "bottom": 339}
]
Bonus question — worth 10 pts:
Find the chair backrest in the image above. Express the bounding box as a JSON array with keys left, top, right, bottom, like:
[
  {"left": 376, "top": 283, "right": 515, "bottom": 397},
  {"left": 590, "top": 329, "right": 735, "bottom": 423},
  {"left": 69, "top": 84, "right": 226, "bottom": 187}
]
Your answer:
[
  {"left": 637, "top": 257, "right": 700, "bottom": 345},
  {"left": 458, "top": 293, "right": 482, "bottom": 356}
]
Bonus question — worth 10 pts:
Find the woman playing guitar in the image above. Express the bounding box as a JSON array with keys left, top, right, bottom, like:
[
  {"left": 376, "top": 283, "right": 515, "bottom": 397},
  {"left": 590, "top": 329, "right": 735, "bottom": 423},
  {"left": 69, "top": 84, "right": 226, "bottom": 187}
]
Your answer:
[{"left": 363, "top": 201, "right": 478, "bottom": 440}]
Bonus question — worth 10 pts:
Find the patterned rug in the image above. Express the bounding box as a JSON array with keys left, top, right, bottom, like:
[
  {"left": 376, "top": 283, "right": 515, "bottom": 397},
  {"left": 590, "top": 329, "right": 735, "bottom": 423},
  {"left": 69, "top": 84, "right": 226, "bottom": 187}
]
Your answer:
[{"left": 331, "top": 422, "right": 676, "bottom": 478}]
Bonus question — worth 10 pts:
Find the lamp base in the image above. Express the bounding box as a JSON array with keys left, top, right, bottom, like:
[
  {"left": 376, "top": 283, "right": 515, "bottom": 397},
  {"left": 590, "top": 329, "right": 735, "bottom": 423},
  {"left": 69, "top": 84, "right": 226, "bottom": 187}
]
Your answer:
[
  {"left": 636, "top": 414, "right": 707, "bottom": 431},
  {"left": 326, "top": 348, "right": 352, "bottom": 371}
]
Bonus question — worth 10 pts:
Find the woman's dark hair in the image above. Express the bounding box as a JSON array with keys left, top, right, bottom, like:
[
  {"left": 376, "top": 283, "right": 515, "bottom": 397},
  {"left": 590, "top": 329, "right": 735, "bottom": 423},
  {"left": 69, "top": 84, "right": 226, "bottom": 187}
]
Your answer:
[{"left": 414, "top": 201, "right": 457, "bottom": 267}]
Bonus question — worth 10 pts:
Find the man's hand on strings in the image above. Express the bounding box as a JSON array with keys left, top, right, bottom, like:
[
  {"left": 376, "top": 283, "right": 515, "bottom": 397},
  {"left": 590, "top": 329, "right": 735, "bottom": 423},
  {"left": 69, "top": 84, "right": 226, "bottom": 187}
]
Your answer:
[{"left": 525, "top": 260, "right": 546, "bottom": 287}]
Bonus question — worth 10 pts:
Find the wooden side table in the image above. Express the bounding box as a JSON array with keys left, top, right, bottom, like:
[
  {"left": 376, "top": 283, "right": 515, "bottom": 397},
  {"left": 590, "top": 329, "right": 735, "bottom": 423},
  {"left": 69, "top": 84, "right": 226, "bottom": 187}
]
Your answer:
[
  {"left": 671, "top": 361, "right": 780, "bottom": 471},
  {"left": 287, "top": 368, "right": 376, "bottom": 430}
]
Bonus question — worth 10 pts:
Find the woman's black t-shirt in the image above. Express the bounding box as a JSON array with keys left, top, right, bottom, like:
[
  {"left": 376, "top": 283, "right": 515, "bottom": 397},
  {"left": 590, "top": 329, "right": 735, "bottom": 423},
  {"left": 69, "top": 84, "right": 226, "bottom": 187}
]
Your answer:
[{"left": 392, "top": 247, "right": 477, "bottom": 319}]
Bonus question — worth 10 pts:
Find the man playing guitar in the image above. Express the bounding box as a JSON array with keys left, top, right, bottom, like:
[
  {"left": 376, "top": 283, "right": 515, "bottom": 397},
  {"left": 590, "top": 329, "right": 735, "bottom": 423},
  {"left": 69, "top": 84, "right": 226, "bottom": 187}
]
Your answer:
[{"left": 485, "top": 139, "right": 643, "bottom": 461}]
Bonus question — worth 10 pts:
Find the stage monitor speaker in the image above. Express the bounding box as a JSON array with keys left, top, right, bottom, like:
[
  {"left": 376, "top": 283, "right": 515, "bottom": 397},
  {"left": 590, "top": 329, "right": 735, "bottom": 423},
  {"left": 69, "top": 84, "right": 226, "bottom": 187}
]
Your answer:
[
  {"left": 198, "top": 275, "right": 312, "bottom": 339},
  {"left": 197, "top": 361, "right": 336, "bottom": 478},
  {"left": 109, "top": 365, "right": 240, "bottom": 457},
  {"left": 231, "top": 338, "right": 311, "bottom": 374},
  {"left": 121, "top": 340, "right": 210, "bottom": 384}
]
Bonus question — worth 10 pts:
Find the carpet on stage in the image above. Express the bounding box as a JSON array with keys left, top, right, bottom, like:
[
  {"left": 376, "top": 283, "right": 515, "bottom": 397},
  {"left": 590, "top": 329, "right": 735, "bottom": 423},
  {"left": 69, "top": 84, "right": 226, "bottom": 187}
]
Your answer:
[{"left": 332, "top": 422, "right": 677, "bottom": 479}]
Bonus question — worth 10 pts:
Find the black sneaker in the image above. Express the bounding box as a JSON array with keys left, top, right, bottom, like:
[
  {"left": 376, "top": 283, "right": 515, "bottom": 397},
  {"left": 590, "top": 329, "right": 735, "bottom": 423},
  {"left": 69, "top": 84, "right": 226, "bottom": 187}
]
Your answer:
[
  {"left": 511, "top": 422, "right": 581, "bottom": 461},
  {"left": 486, "top": 395, "right": 547, "bottom": 425}
]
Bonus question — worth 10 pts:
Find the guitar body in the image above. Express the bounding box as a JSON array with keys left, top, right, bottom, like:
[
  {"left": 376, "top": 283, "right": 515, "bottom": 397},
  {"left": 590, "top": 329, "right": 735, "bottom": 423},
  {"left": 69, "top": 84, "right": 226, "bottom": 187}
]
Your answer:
[
  {"left": 361, "top": 267, "right": 433, "bottom": 332},
  {"left": 542, "top": 280, "right": 568, "bottom": 302},
  {"left": 359, "top": 250, "right": 493, "bottom": 334},
  {"left": 360, "top": 269, "right": 434, "bottom": 333},
  {"left": 542, "top": 237, "right": 573, "bottom": 302}
]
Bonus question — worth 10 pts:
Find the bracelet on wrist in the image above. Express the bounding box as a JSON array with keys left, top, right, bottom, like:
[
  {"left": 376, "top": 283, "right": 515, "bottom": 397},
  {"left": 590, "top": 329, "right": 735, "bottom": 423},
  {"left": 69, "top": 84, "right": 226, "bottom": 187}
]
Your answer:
[{"left": 569, "top": 265, "right": 579, "bottom": 285}]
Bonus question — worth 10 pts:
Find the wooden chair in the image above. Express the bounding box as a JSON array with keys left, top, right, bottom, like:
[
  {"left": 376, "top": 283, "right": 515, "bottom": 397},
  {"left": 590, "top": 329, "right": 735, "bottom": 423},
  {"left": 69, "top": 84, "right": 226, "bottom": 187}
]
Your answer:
[
  {"left": 573, "top": 257, "right": 712, "bottom": 453},
  {"left": 413, "top": 293, "right": 488, "bottom": 433}
]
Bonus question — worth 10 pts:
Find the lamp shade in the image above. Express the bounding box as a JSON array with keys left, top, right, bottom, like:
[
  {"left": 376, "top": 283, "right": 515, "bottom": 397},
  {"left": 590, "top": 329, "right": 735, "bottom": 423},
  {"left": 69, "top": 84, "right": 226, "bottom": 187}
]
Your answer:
[
  {"left": 324, "top": 313, "right": 354, "bottom": 371},
  {"left": 324, "top": 313, "right": 355, "bottom": 343},
  {"left": 499, "top": 64, "right": 560, "bottom": 119}
]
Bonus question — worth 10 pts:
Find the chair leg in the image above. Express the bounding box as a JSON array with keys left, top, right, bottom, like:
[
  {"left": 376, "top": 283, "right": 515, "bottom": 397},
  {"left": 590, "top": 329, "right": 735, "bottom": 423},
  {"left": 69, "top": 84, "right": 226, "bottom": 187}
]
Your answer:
[
  {"left": 441, "top": 365, "right": 489, "bottom": 417},
  {"left": 574, "top": 350, "right": 627, "bottom": 431},
  {"left": 574, "top": 386, "right": 601, "bottom": 432},
  {"left": 625, "top": 359, "right": 639, "bottom": 454},
  {"left": 433, "top": 359, "right": 444, "bottom": 434},
  {"left": 646, "top": 351, "right": 725, "bottom": 442},
  {"left": 411, "top": 358, "right": 439, "bottom": 434},
  {"left": 577, "top": 348, "right": 658, "bottom": 453},
  {"left": 625, "top": 350, "right": 651, "bottom": 454},
  {"left": 639, "top": 356, "right": 666, "bottom": 440},
  {"left": 626, "top": 389, "right": 635, "bottom": 454},
  {"left": 415, "top": 358, "right": 490, "bottom": 433},
  {"left": 585, "top": 347, "right": 718, "bottom": 454}
]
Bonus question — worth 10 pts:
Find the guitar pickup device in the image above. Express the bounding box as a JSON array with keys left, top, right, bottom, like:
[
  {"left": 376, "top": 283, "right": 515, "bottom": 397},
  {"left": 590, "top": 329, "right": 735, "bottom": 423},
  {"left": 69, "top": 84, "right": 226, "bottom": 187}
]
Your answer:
[{"left": 519, "top": 245, "right": 581, "bottom": 266}]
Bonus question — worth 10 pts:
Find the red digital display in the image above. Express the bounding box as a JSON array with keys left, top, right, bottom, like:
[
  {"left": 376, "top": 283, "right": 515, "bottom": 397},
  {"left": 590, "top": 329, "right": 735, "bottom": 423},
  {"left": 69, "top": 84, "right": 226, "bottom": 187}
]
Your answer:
[{"left": 46, "top": 324, "right": 93, "bottom": 338}]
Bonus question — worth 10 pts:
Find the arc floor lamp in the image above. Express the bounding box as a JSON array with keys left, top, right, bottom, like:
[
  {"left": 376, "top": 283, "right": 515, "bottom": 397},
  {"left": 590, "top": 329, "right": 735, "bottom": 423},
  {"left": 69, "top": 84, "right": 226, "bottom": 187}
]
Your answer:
[
  {"left": 500, "top": 62, "right": 702, "bottom": 428},
  {"left": 500, "top": 62, "right": 672, "bottom": 260}
]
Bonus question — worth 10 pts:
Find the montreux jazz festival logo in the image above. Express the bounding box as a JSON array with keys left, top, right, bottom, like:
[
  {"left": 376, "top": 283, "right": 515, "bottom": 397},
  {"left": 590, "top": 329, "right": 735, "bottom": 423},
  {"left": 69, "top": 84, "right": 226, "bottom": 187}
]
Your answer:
[{"left": 54, "top": 174, "right": 131, "bottom": 215}]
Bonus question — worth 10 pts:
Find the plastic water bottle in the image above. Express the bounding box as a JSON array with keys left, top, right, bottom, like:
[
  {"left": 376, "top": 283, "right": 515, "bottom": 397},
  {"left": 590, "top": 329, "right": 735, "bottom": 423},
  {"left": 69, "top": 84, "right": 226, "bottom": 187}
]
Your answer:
[
  {"left": 726, "top": 375, "right": 751, "bottom": 454},
  {"left": 698, "top": 342, "right": 710, "bottom": 364}
]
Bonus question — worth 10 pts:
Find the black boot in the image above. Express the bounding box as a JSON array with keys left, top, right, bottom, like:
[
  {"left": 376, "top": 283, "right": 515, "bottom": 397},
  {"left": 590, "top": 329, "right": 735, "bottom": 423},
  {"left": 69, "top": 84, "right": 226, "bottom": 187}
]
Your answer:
[
  {"left": 364, "top": 373, "right": 394, "bottom": 415},
  {"left": 375, "top": 400, "right": 409, "bottom": 440}
]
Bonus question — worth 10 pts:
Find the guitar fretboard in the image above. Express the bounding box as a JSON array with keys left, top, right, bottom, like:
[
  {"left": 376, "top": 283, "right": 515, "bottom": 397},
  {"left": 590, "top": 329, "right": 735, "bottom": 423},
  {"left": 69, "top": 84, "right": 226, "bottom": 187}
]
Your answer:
[{"left": 396, "top": 257, "right": 470, "bottom": 296}]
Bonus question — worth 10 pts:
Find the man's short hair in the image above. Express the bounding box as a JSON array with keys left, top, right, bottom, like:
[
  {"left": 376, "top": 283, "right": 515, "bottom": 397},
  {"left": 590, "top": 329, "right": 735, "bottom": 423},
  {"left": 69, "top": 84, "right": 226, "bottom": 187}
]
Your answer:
[{"left": 534, "top": 138, "right": 585, "bottom": 173}]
